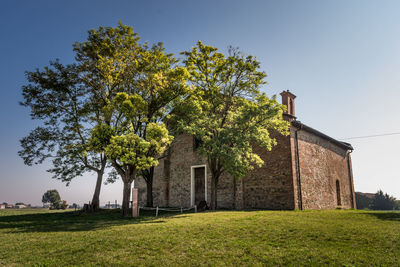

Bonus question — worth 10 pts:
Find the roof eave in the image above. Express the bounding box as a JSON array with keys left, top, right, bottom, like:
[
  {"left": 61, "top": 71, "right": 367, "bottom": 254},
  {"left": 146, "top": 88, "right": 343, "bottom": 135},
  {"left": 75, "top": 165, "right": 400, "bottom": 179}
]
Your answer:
[{"left": 292, "top": 120, "right": 354, "bottom": 151}]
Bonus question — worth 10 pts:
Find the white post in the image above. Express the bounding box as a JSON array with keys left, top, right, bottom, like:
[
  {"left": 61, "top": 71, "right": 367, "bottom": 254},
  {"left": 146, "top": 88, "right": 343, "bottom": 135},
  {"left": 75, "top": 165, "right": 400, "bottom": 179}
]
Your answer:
[
  {"left": 181, "top": 207, "right": 183, "bottom": 213},
  {"left": 156, "top": 206, "right": 159, "bottom": 217},
  {"left": 132, "top": 188, "right": 139, "bottom": 218},
  {"left": 194, "top": 205, "right": 197, "bottom": 213}
]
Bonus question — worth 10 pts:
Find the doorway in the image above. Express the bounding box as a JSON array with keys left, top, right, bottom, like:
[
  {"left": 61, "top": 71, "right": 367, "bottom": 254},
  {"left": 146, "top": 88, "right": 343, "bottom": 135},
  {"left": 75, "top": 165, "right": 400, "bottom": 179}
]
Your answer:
[{"left": 190, "top": 165, "right": 207, "bottom": 207}]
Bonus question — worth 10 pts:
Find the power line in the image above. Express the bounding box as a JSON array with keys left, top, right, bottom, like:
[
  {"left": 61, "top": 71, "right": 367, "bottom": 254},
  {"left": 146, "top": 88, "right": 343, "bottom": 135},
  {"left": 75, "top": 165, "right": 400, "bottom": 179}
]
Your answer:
[{"left": 339, "top": 132, "right": 400, "bottom": 141}]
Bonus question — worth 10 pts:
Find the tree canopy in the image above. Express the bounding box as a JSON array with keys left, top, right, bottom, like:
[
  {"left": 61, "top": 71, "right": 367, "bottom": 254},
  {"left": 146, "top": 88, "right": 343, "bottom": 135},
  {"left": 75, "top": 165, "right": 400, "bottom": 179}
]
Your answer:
[
  {"left": 42, "top": 189, "right": 61, "bottom": 208},
  {"left": 170, "top": 41, "right": 289, "bottom": 209}
]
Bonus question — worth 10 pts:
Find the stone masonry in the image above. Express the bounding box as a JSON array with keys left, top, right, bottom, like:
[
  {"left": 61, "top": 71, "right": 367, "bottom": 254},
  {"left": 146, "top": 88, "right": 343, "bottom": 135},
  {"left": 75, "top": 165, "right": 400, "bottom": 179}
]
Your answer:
[{"left": 136, "top": 91, "right": 356, "bottom": 210}]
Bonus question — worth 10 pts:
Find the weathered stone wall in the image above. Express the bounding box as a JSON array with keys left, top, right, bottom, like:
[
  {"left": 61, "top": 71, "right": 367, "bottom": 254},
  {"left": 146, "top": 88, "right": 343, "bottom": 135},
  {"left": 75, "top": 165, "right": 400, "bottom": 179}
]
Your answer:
[
  {"left": 136, "top": 175, "right": 147, "bottom": 206},
  {"left": 136, "top": 134, "right": 211, "bottom": 208},
  {"left": 241, "top": 131, "right": 296, "bottom": 210},
  {"left": 136, "top": 127, "right": 355, "bottom": 211},
  {"left": 137, "top": 131, "right": 299, "bottom": 210},
  {"left": 168, "top": 134, "right": 209, "bottom": 207},
  {"left": 296, "top": 129, "right": 354, "bottom": 209},
  {"left": 214, "top": 172, "right": 236, "bottom": 209},
  {"left": 136, "top": 158, "right": 168, "bottom": 207}
]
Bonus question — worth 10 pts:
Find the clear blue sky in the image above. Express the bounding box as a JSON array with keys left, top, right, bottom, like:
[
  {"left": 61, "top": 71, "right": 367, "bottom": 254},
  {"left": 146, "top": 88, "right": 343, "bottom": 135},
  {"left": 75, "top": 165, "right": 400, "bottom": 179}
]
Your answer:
[{"left": 1, "top": 0, "right": 399, "bottom": 206}]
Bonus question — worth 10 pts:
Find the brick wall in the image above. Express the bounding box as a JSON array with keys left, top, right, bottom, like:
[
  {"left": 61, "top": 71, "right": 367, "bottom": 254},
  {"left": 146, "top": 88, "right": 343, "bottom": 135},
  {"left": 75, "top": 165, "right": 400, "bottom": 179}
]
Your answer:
[
  {"left": 241, "top": 131, "right": 296, "bottom": 210},
  {"left": 296, "top": 129, "right": 355, "bottom": 209},
  {"left": 136, "top": 127, "right": 355, "bottom": 210}
]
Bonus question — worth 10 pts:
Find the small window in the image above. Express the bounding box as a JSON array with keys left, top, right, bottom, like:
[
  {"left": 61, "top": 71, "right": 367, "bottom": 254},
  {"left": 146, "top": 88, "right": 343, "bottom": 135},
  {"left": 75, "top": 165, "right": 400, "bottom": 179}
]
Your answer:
[
  {"left": 336, "top": 180, "right": 341, "bottom": 206},
  {"left": 193, "top": 137, "right": 203, "bottom": 151},
  {"left": 289, "top": 98, "right": 294, "bottom": 115}
]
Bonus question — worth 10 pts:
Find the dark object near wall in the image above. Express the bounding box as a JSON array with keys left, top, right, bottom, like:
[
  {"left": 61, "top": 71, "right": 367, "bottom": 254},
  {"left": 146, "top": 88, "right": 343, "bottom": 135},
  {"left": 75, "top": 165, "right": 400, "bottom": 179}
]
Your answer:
[{"left": 197, "top": 200, "right": 208, "bottom": 211}]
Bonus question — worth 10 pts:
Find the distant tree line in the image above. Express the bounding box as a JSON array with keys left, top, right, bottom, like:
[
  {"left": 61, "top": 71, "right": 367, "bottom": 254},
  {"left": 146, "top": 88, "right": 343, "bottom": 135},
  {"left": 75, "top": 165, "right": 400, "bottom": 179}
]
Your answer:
[{"left": 356, "top": 190, "right": 399, "bottom": 210}]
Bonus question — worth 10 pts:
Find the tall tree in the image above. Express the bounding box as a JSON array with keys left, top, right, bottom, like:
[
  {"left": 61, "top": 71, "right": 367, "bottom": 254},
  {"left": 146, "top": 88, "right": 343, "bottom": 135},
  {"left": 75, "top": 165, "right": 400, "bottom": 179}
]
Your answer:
[
  {"left": 82, "top": 32, "right": 189, "bottom": 216},
  {"left": 103, "top": 111, "right": 173, "bottom": 216},
  {"left": 21, "top": 22, "right": 144, "bottom": 210},
  {"left": 21, "top": 22, "right": 188, "bottom": 215},
  {"left": 135, "top": 42, "right": 189, "bottom": 208},
  {"left": 172, "top": 41, "right": 289, "bottom": 210},
  {"left": 19, "top": 61, "right": 107, "bottom": 210},
  {"left": 72, "top": 22, "right": 144, "bottom": 210}
]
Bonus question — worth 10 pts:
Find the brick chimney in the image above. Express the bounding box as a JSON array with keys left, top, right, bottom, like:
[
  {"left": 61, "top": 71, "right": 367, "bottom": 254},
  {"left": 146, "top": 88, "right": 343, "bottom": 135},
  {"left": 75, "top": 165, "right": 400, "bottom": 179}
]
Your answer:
[{"left": 280, "top": 90, "right": 296, "bottom": 116}]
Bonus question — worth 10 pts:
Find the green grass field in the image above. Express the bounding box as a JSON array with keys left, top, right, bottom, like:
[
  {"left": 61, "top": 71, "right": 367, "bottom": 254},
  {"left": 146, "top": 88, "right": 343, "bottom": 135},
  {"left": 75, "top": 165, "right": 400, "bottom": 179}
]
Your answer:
[{"left": 0, "top": 209, "right": 399, "bottom": 266}]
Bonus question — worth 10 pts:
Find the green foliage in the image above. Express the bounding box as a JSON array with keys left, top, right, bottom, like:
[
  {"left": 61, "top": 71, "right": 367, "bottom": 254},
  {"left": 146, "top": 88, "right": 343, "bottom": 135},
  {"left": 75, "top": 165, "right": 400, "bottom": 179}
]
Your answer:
[
  {"left": 355, "top": 192, "right": 373, "bottom": 209},
  {"left": 370, "top": 190, "right": 399, "bottom": 210},
  {"left": 19, "top": 47, "right": 110, "bottom": 210},
  {"left": 19, "top": 61, "right": 93, "bottom": 184},
  {"left": 79, "top": 24, "right": 188, "bottom": 170},
  {"left": 102, "top": 91, "right": 174, "bottom": 175},
  {"left": 104, "top": 122, "right": 173, "bottom": 169},
  {"left": 87, "top": 124, "right": 116, "bottom": 153},
  {"left": 74, "top": 21, "right": 141, "bottom": 94},
  {"left": 146, "top": 122, "right": 174, "bottom": 154},
  {"left": 42, "top": 190, "right": 61, "bottom": 209}
]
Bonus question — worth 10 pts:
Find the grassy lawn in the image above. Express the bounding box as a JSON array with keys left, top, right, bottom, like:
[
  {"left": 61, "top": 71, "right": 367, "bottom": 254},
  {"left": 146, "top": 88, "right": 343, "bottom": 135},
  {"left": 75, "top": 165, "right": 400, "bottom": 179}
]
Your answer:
[{"left": 0, "top": 209, "right": 399, "bottom": 266}]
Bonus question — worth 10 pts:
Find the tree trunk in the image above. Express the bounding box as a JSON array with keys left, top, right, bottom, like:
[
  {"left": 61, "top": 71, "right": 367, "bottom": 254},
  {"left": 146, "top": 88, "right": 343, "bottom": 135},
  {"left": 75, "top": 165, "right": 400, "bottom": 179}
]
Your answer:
[
  {"left": 90, "top": 171, "right": 104, "bottom": 211},
  {"left": 121, "top": 180, "right": 132, "bottom": 217},
  {"left": 146, "top": 167, "right": 154, "bottom": 207},
  {"left": 210, "top": 174, "right": 219, "bottom": 210}
]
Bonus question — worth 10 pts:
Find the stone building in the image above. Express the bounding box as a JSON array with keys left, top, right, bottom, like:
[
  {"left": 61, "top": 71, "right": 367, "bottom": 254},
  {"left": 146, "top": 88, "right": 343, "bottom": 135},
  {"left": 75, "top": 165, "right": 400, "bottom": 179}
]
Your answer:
[{"left": 136, "top": 91, "right": 356, "bottom": 210}]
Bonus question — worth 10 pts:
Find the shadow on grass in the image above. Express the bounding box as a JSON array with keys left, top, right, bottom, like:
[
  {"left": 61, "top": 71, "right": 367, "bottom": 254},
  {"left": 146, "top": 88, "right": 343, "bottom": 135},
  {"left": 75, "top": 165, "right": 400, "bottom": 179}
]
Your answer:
[
  {"left": 0, "top": 209, "right": 189, "bottom": 233},
  {"left": 361, "top": 211, "right": 400, "bottom": 222}
]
